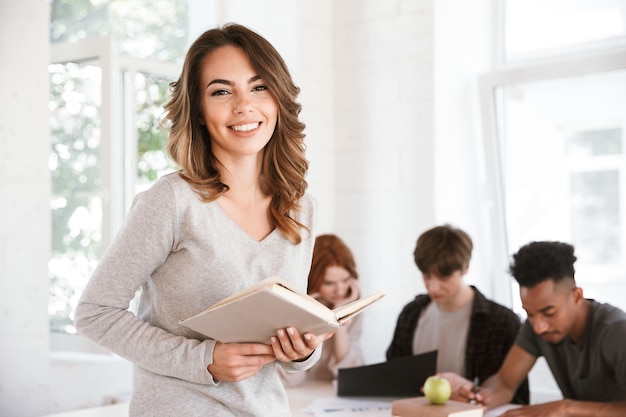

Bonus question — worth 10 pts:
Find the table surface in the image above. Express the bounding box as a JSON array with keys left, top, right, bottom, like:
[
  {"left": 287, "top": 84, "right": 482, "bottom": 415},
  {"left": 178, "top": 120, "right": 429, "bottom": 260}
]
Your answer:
[
  {"left": 42, "top": 380, "right": 518, "bottom": 417},
  {"left": 287, "top": 379, "right": 337, "bottom": 416},
  {"left": 42, "top": 380, "right": 334, "bottom": 417}
]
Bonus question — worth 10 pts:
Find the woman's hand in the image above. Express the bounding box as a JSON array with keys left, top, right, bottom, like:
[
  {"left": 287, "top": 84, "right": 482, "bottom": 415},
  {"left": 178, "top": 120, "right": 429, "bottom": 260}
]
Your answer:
[
  {"left": 207, "top": 341, "right": 276, "bottom": 382},
  {"left": 342, "top": 278, "right": 361, "bottom": 305},
  {"left": 271, "top": 326, "right": 330, "bottom": 362},
  {"left": 309, "top": 291, "right": 333, "bottom": 308}
]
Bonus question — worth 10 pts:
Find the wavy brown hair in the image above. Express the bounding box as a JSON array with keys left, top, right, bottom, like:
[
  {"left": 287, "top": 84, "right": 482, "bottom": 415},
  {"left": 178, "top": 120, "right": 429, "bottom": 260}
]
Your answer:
[
  {"left": 163, "top": 23, "right": 309, "bottom": 244},
  {"left": 307, "top": 234, "right": 359, "bottom": 294}
]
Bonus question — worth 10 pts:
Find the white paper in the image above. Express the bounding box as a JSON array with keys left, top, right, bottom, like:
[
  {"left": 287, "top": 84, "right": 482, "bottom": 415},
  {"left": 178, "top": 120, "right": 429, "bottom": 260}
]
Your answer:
[
  {"left": 302, "top": 397, "right": 521, "bottom": 417},
  {"left": 302, "top": 397, "right": 392, "bottom": 416},
  {"left": 484, "top": 403, "right": 522, "bottom": 417}
]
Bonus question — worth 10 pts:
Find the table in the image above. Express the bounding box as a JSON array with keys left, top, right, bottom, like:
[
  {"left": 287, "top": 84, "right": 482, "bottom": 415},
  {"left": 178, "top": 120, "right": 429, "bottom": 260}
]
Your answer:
[
  {"left": 42, "top": 380, "right": 518, "bottom": 416},
  {"left": 286, "top": 380, "right": 521, "bottom": 416},
  {"left": 41, "top": 381, "right": 332, "bottom": 417},
  {"left": 286, "top": 380, "right": 337, "bottom": 416}
]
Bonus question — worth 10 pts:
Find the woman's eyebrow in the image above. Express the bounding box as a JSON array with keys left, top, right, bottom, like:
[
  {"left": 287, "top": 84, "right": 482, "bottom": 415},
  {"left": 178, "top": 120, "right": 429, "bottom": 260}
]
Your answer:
[{"left": 206, "top": 75, "right": 261, "bottom": 89}]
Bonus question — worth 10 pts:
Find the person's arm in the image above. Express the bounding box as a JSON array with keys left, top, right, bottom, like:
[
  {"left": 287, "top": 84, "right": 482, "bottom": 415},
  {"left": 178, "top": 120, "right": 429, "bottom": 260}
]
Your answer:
[
  {"left": 333, "top": 279, "right": 361, "bottom": 362},
  {"left": 75, "top": 179, "right": 219, "bottom": 385},
  {"left": 333, "top": 325, "right": 352, "bottom": 362},
  {"left": 498, "top": 399, "right": 626, "bottom": 417},
  {"left": 459, "top": 345, "right": 537, "bottom": 407}
]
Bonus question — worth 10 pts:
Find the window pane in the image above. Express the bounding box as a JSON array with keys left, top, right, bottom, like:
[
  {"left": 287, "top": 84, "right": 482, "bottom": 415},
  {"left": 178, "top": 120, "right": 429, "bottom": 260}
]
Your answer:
[
  {"left": 570, "top": 170, "right": 620, "bottom": 263},
  {"left": 49, "top": 1, "right": 191, "bottom": 336},
  {"left": 50, "top": 0, "right": 189, "bottom": 62},
  {"left": 49, "top": 62, "right": 103, "bottom": 334},
  {"left": 567, "top": 128, "right": 623, "bottom": 156},
  {"left": 504, "top": 0, "right": 626, "bottom": 61},
  {"left": 135, "top": 72, "right": 178, "bottom": 192},
  {"left": 496, "top": 68, "right": 626, "bottom": 310}
]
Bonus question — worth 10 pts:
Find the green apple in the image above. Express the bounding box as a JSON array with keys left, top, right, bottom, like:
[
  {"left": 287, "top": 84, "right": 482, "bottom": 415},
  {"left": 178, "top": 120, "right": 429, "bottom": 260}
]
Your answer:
[{"left": 423, "top": 375, "right": 451, "bottom": 404}]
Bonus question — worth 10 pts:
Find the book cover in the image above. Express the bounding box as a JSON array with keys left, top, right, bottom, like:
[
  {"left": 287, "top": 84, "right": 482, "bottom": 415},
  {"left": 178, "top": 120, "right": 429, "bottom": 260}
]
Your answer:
[
  {"left": 392, "top": 397, "right": 484, "bottom": 417},
  {"left": 179, "top": 276, "right": 384, "bottom": 344},
  {"left": 337, "top": 350, "right": 437, "bottom": 397}
]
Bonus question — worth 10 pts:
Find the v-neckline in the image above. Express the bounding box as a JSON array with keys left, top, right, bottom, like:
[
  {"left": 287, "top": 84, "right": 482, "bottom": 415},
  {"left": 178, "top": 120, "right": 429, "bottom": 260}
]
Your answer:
[{"left": 213, "top": 200, "right": 277, "bottom": 244}]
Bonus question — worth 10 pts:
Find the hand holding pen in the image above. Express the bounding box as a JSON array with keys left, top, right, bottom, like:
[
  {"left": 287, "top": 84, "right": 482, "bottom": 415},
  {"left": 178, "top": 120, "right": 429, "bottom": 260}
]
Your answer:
[{"left": 469, "top": 376, "right": 480, "bottom": 404}]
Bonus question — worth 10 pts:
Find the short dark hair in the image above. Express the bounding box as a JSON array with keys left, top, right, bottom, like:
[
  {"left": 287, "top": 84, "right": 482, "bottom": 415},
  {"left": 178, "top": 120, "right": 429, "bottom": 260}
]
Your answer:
[
  {"left": 509, "top": 241, "right": 577, "bottom": 288},
  {"left": 413, "top": 224, "right": 473, "bottom": 276}
]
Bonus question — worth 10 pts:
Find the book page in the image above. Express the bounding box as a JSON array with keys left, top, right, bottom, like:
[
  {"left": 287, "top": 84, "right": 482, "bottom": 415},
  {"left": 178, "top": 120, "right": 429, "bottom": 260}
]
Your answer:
[
  {"left": 333, "top": 291, "right": 385, "bottom": 322},
  {"left": 207, "top": 276, "right": 287, "bottom": 310}
]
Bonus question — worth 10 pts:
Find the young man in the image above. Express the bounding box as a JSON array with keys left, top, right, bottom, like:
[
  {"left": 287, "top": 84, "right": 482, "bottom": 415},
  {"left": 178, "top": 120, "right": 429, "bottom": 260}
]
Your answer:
[
  {"left": 386, "top": 224, "right": 529, "bottom": 404},
  {"left": 455, "top": 241, "right": 626, "bottom": 416}
]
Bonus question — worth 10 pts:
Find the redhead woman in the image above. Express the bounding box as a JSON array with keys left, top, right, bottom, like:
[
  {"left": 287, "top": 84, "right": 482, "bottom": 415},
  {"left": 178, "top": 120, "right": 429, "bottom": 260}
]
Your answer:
[{"left": 280, "top": 234, "right": 364, "bottom": 387}]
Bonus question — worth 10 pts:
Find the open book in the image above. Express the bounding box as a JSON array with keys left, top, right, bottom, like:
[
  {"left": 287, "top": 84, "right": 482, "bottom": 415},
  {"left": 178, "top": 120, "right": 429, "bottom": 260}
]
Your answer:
[{"left": 179, "top": 276, "right": 385, "bottom": 344}]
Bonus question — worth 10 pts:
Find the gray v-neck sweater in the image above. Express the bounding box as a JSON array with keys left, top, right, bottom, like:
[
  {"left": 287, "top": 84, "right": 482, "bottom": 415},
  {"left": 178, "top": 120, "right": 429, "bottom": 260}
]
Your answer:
[{"left": 75, "top": 172, "right": 319, "bottom": 416}]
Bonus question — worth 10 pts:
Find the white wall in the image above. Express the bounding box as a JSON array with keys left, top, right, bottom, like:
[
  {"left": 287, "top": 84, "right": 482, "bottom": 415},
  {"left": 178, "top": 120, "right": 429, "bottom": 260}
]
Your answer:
[
  {"left": 432, "top": 0, "right": 511, "bottom": 303},
  {"left": 0, "top": 0, "right": 560, "bottom": 415},
  {"left": 0, "top": 1, "right": 52, "bottom": 415},
  {"left": 327, "top": 0, "right": 437, "bottom": 362}
]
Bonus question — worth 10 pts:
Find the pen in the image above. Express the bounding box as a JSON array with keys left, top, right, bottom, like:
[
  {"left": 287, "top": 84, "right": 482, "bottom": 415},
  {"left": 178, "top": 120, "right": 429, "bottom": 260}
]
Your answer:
[{"left": 469, "top": 376, "right": 479, "bottom": 404}]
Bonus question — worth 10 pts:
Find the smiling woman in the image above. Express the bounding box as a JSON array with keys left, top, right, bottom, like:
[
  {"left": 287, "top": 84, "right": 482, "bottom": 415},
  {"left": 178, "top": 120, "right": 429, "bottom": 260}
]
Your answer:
[
  {"left": 73, "top": 23, "right": 325, "bottom": 417},
  {"left": 199, "top": 46, "right": 278, "bottom": 164}
]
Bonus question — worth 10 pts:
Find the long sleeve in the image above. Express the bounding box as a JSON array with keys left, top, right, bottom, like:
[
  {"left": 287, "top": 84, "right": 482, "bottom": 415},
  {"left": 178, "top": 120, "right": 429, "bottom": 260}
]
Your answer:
[
  {"left": 74, "top": 176, "right": 217, "bottom": 384},
  {"left": 74, "top": 172, "right": 319, "bottom": 416}
]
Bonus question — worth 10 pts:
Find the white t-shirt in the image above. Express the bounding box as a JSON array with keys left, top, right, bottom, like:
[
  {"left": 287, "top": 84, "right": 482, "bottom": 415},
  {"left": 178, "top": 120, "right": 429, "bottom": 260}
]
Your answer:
[{"left": 412, "top": 300, "right": 472, "bottom": 375}]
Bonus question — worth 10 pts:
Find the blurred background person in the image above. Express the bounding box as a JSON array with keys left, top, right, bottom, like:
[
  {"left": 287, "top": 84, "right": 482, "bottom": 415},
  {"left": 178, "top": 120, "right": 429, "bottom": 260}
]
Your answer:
[
  {"left": 386, "top": 224, "right": 529, "bottom": 404},
  {"left": 280, "top": 234, "right": 364, "bottom": 386}
]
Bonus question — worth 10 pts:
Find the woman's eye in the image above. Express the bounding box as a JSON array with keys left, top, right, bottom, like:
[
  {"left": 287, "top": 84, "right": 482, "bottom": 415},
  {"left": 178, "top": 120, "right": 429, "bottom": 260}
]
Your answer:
[
  {"left": 252, "top": 85, "right": 268, "bottom": 92},
  {"left": 211, "top": 89, "right": 229, "bottom": 96}
]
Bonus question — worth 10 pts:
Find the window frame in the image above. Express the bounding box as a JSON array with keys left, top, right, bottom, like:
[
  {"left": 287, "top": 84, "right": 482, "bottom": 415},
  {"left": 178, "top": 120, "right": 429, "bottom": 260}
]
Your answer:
[
  {"left": 49, "top": 37, "right": 180, "bottom": 352},
  {"left": 479, "top": 47, "right": 626, "bottom": 312}
]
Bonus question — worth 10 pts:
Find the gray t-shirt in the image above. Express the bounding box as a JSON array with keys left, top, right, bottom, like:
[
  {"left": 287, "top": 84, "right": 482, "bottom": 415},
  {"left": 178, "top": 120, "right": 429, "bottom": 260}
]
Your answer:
[
  {"left": 516, "top": 300, "right": 626, "bottom": 401},
  {"left": 412, "top": 300, "right": 472, "bottom": 375},
  {"left": 75, "top": 172, "right": 319, "bottom": 416}
]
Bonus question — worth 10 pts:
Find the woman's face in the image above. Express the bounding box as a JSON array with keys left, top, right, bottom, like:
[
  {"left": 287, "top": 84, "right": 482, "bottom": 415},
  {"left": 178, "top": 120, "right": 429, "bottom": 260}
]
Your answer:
[
  {"left": 318, "top": 265, "right": 353, "bottom": 305},
  {"left": 198, "top": 45, "right": 278, "bottom": 163}
]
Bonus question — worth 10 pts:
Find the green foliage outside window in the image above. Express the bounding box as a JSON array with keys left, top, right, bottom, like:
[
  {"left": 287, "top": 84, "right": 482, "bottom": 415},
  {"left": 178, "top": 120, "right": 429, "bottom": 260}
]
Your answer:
[{"left": 49, "top": 0, "right": 187, "bottom": 333}]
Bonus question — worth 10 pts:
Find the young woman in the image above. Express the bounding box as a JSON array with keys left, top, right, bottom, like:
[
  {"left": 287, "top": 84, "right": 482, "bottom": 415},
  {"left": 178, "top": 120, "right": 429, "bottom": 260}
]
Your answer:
[
  {"left": 280, "top": 234, "right": 364, "bottom": 386},
  {"left": 74, "top": 24, "right": 330, "bottom": 416}
]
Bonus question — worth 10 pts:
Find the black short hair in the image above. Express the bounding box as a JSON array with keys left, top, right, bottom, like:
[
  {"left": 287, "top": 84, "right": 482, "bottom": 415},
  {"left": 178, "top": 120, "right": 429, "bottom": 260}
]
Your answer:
[{"left": 509, "top": 241, "right": 577, "bottom": 288}]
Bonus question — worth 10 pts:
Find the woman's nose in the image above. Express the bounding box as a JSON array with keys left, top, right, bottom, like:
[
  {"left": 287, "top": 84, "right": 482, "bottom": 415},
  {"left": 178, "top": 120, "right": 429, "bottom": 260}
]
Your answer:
[{"left": 233, "top": 93, "right": 253, "bottom": 114}]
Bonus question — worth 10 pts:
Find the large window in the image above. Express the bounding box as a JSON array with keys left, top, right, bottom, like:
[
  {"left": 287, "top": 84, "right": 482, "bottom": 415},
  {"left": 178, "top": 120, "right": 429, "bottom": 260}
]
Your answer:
[
  {"left": 503, "top": 0, "right": 626, "bottom": 62},
  {"left": 482, "top": 0, "right": 626, "bottom": 313},
  {"left": 49, "top": 0, "right": 213, "bottom": 337}
]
